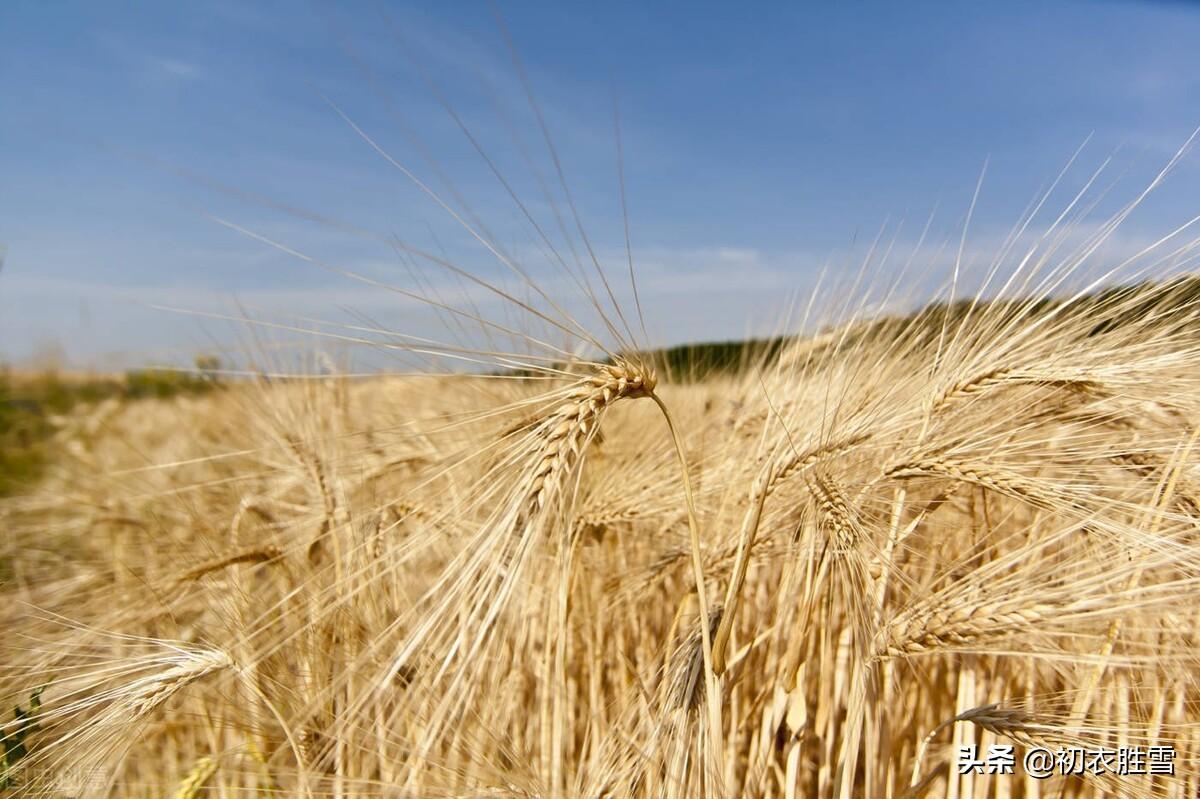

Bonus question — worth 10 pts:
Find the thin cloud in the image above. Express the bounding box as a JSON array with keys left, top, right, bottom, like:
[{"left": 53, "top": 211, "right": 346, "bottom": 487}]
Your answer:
[{"left": 153, "top": 57, "right": 204, "bottom": 81}]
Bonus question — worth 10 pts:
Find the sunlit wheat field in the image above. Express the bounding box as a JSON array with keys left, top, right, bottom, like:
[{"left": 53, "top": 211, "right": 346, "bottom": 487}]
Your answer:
[{"left": 5, "top": 4, "right": 1200, "bottom": 799}]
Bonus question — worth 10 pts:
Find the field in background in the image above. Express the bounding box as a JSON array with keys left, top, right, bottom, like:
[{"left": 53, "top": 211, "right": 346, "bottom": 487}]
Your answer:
[
  {"left": 0, "top": 360, "right": 223, "bottom": 497},
  {"left": 9, "top": 271, "right": 1198, "bottom": 494}
]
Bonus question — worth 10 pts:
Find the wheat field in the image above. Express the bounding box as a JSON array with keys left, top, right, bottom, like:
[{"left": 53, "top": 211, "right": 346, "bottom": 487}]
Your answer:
[
  {"left": 5, "top": 31, "right": 1200, "bottom": 796},
  {"left": 5, "top": 198, "right": 1200, "bottom": 798}
]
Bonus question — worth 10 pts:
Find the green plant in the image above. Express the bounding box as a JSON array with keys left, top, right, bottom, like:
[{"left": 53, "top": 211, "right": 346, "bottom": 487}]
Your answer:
[{"left": 0, "top": 686, "right": 45, "bottom": 791}]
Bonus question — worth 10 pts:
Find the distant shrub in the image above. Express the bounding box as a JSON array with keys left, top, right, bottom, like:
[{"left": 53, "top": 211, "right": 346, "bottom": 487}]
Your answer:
[
  {"left": 124, "top": 369, "right": 210, "bottom": 399},
  {"left": 124, "top": 355, "right": 223, "bottom": 399},
  {"left": 651, "top": 337, "right": 788, "bottom": 382},
  {"left": 0, "top": 356, "right": 222, "bottom": 495}
]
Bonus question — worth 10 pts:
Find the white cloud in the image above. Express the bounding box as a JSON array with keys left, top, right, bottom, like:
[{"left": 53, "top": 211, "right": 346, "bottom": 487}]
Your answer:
[{"left": 153, "top": 57, "right": 203, "bottom": 81}]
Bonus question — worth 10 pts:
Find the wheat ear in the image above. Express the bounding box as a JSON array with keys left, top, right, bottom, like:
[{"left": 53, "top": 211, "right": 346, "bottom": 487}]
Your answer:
[
  {"left": 171, "top": 756, "right": 217, "bottom": 799},
  {"left": 524, "top": 358, "right": 655, "bottom": 514},
  {"left": 713, "top": 432, "right": 871, "bottom": 674}
]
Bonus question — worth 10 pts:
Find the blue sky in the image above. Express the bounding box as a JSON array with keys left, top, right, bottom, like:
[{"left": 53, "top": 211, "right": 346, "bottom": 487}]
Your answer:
[{"left": 3, "top": 1, "right": 1200, "bottom": 368}]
